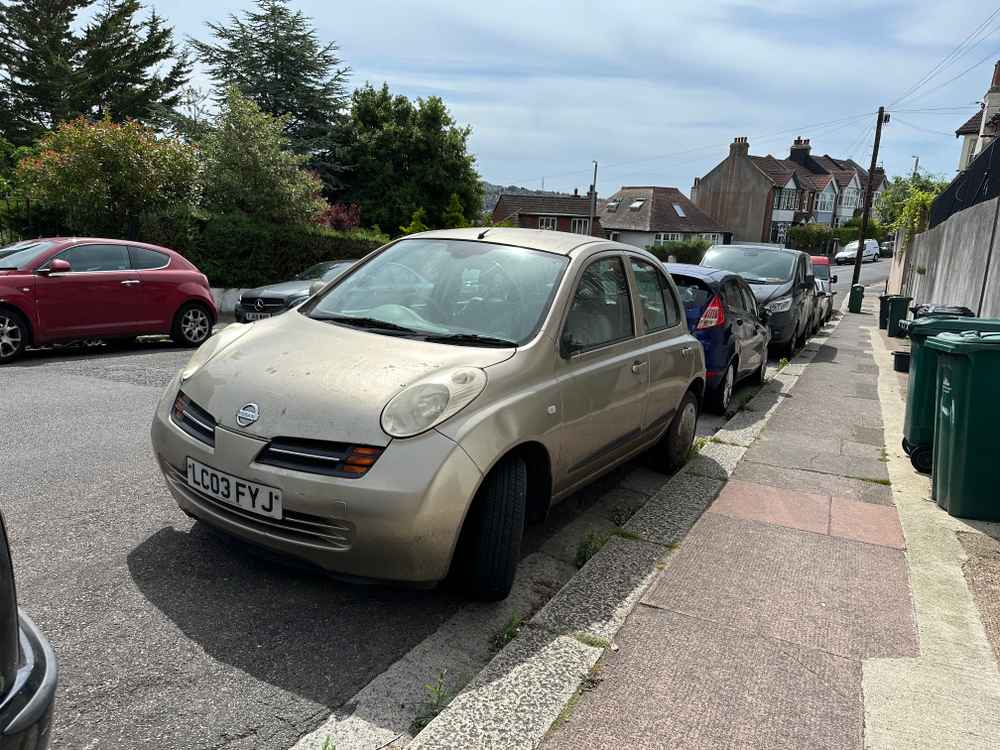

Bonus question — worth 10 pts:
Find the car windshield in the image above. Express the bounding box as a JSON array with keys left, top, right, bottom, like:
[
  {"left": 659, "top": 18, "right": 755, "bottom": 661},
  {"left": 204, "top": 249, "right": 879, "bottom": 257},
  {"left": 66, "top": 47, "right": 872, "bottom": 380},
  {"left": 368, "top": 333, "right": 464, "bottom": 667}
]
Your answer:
[
  {"left": 813, "top": 265, "right": 830, "bottom": 280},
  {"left": 702, "top": 246, "right": 795, "bottom": 285},
  {"left": 293, "top": 261, "right": 351, "bottom": 281},
  {"left": 305, "top": 238, "right": 569, "bottom": 345},
  {"left": 0, "top": 240, "right": 58, "bottom": 269}
]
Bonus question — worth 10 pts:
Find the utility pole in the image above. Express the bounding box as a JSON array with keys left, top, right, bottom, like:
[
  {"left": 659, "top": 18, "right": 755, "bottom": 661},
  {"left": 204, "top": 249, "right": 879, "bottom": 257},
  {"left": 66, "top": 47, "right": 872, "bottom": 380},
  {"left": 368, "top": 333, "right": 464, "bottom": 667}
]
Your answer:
[
  {"left": 589, "top": 161, "right": 598, "bottom": 235},
  {"left": 852, "top": 107, "right": 888, "bottom": 287},
  {"left": 911, "top": 155, "right": 919, "bottom": 179}
]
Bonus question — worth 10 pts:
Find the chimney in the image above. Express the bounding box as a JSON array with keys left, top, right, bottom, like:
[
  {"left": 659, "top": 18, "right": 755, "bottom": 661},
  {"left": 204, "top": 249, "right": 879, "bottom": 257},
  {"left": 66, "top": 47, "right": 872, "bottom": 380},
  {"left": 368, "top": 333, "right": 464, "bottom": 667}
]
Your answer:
[
  {"left": 573, "top": 187, "right": 578, "bottom": 196},
  {"left": 974, "top": 61, "right": 1000, "bottom": 157},
  {"left": 993, "top": 60, "right": 1000, "bottom": 89},
  {"left": 729, "top": 136, "right": 750, "bottom": 158},
  {"left": 691, "top": 176, "right": 701, "bottom": 204},
  {"left": 788, "top": 136, "right": 811, "bottom": 165}
]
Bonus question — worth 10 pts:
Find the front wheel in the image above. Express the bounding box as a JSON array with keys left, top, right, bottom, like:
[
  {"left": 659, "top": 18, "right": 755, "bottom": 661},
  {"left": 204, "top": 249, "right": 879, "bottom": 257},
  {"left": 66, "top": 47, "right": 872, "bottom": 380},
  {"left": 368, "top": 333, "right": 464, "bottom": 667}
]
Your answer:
[
  {"left": 459, "top": 455, "right": 527, "bottom": 600},
  {"left": 707, "top": 362, "right": 735, "bottom": 415},
  {"left": 0, "top": 309, "right": 28, "bottom": 364},
  {"left": 171, "top": 303, "right": 213, "bottom": 347}
]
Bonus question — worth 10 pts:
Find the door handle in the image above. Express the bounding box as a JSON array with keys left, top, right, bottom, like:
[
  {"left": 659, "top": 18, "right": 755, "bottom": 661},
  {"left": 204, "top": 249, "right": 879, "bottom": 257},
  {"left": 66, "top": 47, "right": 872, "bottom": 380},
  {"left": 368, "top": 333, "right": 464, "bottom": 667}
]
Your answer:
[
  {"left": 121, "top": 280, "right": 141, "bottom": 287},
  {"left": 631, "top": 360, "right": 647, "bottom": 374}
]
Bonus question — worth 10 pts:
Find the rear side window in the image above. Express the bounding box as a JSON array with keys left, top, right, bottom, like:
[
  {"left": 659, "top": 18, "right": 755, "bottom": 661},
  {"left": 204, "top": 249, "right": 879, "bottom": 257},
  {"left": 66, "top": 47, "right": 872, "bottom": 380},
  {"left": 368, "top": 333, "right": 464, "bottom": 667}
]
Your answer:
[
  {"left": 630, "top": 258, "right": 668, "bottom": 332},
  {"left": 722, "top": 279, "right": 746, "bottom": 312},
  {"left": 129, "top": 246, "right": 170, "bottom": 270},
  {"left": 54, "top": 244, "right": 129, "bottom": 272}
]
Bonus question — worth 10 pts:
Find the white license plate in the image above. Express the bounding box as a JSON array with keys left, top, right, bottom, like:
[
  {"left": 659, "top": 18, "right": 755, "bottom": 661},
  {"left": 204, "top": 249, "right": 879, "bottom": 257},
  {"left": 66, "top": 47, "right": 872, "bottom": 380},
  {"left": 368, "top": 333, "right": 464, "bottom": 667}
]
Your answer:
[
  {"left": 185, "top": 458, "right": 283, "bottom": 519},
  {"left": 244, "top": 312, "right": 271, "bottom": 321}
]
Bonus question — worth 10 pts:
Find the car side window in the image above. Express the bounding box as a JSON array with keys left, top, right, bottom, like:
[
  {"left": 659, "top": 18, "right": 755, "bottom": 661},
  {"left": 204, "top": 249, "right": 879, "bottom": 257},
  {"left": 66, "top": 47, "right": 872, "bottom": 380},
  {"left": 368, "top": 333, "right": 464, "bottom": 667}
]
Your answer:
[
  {"left": 129, "top": 246, "right": 169, "bottom": 270},
  {"left": 564, "top": 257, "right": 634, "bottom": 350},
  {"left": 723, "top": 280, "right": 746, "bottom": 313},
  {"left": 795, "top": 258, "right": 805, "bottom": 284},
  {"left": 661, "top": 273, "right": 682, "bottom": 328},
  {"left": 54, "top": 244, "right": 129, "bottom": 272},
  {"left": 629, "top": 258, "right": 668, "bottom": 332},
  {"left": 738, "top": 283, "right": 758, "bottom": 317}
]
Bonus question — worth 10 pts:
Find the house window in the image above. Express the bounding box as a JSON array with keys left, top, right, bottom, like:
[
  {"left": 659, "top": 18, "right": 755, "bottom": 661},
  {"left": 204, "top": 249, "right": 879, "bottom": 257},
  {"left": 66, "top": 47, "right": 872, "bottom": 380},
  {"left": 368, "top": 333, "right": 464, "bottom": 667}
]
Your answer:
[
  {"left": 699, "top": 233, "right": 722, "bottom": 243},
  {"left": 653, "top": 232, "right": 683, "bottom": 245},
  {"left": 607, "top": 231, "right": 620, "bottom": 241},
  {"left": 816, "top": 191, "right": 834, "bottom": 212},
  {"left": 776, "top": 188, "right": 797, "bottom": 211},
  {"left": 672, "top": 203, "right": 687, "bottom": 218},
  {"left": 629, "top": 199, "right": 646, "bottom": 211},
  {"left": 841, "top": 188, "right": 859, "bottom": 210},
  {"left": 538, "top": 216, "right": 558, "bottom": 230},
  {"left": 606, "top": 200, "right": 620, "bottom": 212},
  {"left": 570, "top": 218, "right": 590, "bottom": 234}
]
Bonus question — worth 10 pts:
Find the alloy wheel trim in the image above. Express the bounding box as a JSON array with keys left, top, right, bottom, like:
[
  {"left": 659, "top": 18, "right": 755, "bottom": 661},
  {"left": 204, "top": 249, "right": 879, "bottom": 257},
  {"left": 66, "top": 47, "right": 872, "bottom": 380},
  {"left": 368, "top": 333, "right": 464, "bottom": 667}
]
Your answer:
[
  {"left": 181, "top": 308, "right": 210, "bottom": 343},
  {"left": 0, "top": 315, "right": 22, "bottom": 359}
]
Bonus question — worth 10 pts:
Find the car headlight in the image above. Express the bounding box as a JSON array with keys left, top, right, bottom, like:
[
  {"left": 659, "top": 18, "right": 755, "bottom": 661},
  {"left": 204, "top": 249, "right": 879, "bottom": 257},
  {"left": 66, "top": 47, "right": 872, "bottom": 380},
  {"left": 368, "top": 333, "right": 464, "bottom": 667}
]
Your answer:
[
  {"left": 381, "top": 367, "right": 487, "bottom": 438},
  {"left": 765, "top": 297, "right": 793, "bottom": 314},
  {"left": 180, "top": 323, "right": 252, "bottom": 383}
]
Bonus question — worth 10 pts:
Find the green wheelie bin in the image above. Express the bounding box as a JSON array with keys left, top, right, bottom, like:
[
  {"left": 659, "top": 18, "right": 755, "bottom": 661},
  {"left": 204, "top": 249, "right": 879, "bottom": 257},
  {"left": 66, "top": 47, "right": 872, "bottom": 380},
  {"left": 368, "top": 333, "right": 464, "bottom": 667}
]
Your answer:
[
  {"left": 887, "top": 295, "right": 913, "bottom": 337},
  {"left": 848, "top": 284, "right": 864, "bottom": 314},
  {"left": 878, "top": 294, "right": 892, "bottom": 330},
  {"left": 927, "top": 331, "right": 1000, "bottom": 520},
  {"left": 899, "top": 317, "right": 1000, "bottom": 473}
]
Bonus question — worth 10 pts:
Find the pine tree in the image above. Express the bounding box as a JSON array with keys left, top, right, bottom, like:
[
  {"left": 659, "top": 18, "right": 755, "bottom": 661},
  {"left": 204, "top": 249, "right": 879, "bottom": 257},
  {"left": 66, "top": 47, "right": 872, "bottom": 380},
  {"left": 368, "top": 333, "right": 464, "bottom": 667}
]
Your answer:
[
  {"left": 191, "top": 0, "right": 349, "bottom": 188},
  {"left": 442, "top": 193, "right": 467, "bottom": 228},
  {"left": 75, "top": 0, "right": 191, "bottom": 126}
]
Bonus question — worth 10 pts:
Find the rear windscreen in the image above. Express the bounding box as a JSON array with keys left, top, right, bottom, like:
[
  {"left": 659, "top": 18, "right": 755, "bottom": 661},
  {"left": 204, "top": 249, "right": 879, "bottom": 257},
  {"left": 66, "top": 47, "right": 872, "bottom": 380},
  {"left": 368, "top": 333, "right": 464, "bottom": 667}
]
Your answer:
[{"left": 672, "top": 275, "right": 713, "bottom": 310}]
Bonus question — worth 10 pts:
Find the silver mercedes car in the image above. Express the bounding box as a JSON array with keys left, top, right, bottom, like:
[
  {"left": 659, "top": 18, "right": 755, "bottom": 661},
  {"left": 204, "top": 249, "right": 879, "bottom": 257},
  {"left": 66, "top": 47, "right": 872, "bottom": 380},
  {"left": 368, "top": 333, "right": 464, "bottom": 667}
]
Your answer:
[{"left": 151, "top": 228, "right": 706, "bottom": 599}]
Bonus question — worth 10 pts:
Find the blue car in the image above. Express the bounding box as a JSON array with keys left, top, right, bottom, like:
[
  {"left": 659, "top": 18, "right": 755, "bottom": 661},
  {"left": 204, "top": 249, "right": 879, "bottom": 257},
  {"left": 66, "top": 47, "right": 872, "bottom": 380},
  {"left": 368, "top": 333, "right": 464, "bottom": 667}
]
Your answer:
[{"left": 665, "top": 263, "right": 771, "bottom": 413}]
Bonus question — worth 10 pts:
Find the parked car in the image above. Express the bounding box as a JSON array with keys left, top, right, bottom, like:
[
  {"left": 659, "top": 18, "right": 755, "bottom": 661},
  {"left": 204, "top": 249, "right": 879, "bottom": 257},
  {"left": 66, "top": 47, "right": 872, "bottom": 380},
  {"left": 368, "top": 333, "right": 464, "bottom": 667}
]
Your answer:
[
  {"left": 834, "top": 239, "right": 880, "bottom": 264},
  {"left": 1, "top": 509, "right": 57, "bottom": 749},
  {"left": 879, "top": 240, "right": 894, "bottom": 258},
  {"left": 235, "top": 260, "right": 355, "bottom": 323},
  {"left": 0, "top": 238, "right": 217, "bottom": 364},
  {"left": 810, "top": 255, "right": 837, "bottom": 326},
  {"left": 666, "top": 263, "right": 770, "bottom": 413},
  {"left": 0, "top": 239, "right": 43, "bottom": 261},
  {"left": 152, "top": 228, "right": 705, "bottom": 600},
  {"left": 701, "top": 244, "right": 815, "bottom": 354}
]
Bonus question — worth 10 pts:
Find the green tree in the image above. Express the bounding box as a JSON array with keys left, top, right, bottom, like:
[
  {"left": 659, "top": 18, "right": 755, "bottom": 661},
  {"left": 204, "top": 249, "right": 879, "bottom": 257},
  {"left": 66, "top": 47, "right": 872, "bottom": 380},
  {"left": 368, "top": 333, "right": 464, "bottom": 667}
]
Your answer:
[
  {"left": 878, "top": 173, "right": 949, "bottom": 228},
  {"left": 786, "top": 223, "right": 834, "bottom": 254},
  {"left": 200, "top": 88, "right": 326, "bottom": 225},
  {"left": 15, "top": 116, "right": 199, "bottom": 236},
  {"left": 339, "top": 84, "right": 483, "bottom": 231},
  {"left": 399, "top": 207, "right": 428, "bottom": 235},
  {"left": 75, "top": 0, "right": 191, "bottom": 126},
  {"left": 0, "top": 0, "right": 86, "bottom": 144},
  {"left": 442, "top": 193, "right": 468, "bottom": 228},
  {"left": 191, "top": 0, "right": 349, "bottom": 187}
]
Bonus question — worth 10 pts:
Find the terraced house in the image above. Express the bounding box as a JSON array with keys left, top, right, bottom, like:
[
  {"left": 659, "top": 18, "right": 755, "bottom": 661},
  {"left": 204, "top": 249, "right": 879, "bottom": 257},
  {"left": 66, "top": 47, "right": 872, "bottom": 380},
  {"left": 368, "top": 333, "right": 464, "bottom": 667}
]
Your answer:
[{"left": 691, "top": 136, "right": 887, "bottom": 244}]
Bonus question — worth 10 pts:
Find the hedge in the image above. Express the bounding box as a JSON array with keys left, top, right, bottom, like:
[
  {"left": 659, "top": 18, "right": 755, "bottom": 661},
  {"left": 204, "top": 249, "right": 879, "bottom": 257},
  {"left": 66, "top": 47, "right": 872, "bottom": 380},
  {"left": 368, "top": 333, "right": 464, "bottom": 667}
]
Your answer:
[
  {"left": 138, "top": 211, "right": 388, "bottom": 288},
  {"left": 645, "top": 238, "right": 710, "bottom": 264}
]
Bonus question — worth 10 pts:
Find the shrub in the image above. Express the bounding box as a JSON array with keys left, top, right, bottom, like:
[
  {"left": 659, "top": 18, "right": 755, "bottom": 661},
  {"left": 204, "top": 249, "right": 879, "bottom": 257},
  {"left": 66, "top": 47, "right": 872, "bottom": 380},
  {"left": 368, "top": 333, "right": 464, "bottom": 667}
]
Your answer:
[
  {"left": 786, "top": 223, "right": 833, "bottom": 254},
  {"left": 319, "top": 202, "right": 361, "bottom": 230},
  {"left": 645, "top": 238, "right": 710, "bottom": 264}
]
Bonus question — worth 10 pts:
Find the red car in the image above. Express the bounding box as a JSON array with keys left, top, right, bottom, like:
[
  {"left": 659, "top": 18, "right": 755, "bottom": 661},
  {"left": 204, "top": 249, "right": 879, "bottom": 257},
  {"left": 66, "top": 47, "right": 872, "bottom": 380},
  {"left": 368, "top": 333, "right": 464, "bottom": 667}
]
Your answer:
[{"left": 0, "top": 237, "right": 217, "bottom": 363}]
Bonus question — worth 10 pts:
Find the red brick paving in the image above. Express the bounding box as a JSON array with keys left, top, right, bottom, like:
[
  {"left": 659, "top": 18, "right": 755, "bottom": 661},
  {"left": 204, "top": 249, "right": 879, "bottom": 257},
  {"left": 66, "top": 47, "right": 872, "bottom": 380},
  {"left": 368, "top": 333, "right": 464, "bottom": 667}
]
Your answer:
[
  {"left": 709, "top": 479, "right": 830, "bottom": 535},
  {"left": 829, "top": 495, "right": 906, "bottom": 550}
]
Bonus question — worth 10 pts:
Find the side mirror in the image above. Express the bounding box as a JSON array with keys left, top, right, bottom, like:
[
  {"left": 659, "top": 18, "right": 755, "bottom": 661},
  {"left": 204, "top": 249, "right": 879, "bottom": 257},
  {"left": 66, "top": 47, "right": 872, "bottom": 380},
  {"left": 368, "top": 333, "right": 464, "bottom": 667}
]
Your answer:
[
  {"left": 560, "top": 331, "right": 582, "bottom": 359},
  {"left": 308, "top": 280, "right": 326, "bottom": 297},
  {"left": 831, "top": 274, "right": 838, "bottom": 284},
  {"left": 38, "top": 258, "right": 71, "bottom": 275}
]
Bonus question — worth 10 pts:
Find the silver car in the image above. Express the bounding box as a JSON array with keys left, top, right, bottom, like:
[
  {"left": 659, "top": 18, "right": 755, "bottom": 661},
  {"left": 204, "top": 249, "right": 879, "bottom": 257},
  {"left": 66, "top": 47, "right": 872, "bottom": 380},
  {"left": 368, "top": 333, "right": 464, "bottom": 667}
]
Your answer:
[{"left": 151, "top": 228, "right": 706, "bottom": 599}]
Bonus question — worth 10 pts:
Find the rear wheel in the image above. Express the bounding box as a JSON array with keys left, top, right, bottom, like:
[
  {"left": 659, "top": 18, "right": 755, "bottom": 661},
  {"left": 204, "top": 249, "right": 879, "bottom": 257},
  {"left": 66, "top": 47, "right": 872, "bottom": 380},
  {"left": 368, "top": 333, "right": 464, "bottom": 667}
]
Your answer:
[
  {"left": 707, "top": 362, "right": 735, "bottom": 415},
  {"left": 0, "top": 309, "right": 28, "bottom": 364},
  {"left": 650, "top": 390, "right": 699, "bottom": 474},
  {"left": 171, "top": 303, "right": 213, "bottom": 347},
  {"left": 459, "top": 455, "right": 527, "bottom": 600}
]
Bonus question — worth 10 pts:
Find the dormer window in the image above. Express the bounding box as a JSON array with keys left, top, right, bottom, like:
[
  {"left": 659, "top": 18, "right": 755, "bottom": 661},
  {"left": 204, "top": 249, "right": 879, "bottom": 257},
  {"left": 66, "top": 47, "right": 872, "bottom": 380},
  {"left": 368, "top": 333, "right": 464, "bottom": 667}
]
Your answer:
[
  {"left": 606, "top": 200, "right": 620, "bottom": 212},
  {"left": 629, "top": 199, "right": 645, "bottom": 211}
]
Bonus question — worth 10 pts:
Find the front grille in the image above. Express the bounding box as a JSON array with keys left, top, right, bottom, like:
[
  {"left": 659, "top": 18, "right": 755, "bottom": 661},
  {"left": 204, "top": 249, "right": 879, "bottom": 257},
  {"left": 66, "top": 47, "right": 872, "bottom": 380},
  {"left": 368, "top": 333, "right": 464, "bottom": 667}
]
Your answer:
[
  {"left": 167, "top": 463, "right": 353, "bottom": 550},
  {"left": 240, "top": 296, "right": 288, "bottom": 312},
  {"left": 171, "top": 392, "right": 215, "bottom": 446},
  {"left": 256, "top": 437, "right": 383, "bottom": 478}
]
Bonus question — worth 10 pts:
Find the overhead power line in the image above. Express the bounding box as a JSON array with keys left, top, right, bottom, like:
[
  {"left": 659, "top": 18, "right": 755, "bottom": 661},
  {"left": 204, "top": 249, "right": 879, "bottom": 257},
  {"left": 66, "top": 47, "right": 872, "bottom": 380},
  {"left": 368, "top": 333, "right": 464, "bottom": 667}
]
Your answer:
[
  {"left": 893, "top": 116, "right": 958, "bottom": 137},
  {"left": 906, "top": 42, "right": 1000, "bottom": 105}
]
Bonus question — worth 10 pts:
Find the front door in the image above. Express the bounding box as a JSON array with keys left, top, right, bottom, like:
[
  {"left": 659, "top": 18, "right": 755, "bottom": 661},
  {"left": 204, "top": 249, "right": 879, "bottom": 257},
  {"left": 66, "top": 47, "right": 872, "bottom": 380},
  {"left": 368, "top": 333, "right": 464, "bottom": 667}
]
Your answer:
[
  {"left": 34, "top": 243, "right": 143, "bottom": 338},
  {"left": 556, "top": 255, "right": 647, "bottom": 488}
]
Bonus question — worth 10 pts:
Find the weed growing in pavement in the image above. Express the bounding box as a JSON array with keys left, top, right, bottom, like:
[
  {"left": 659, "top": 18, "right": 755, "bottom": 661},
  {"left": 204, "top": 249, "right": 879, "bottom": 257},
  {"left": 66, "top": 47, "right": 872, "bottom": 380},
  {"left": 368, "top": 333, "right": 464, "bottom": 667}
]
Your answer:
[
  {"left": 574, "top": 531, "right": 609, "bottom": 568},
  {"left": 687, "top": 436, "right": 708, "bottom": 462},
  {"left": 321, "top": 739, "right": 335, "bottom": 750},
  {"left": 573, "top": 632, "right": 611, "bottom": 649},
  {"left": 777, "top": 357, "right": 790, "bottom": 371},
  {"left": 879, "top": 447, "right": 889, "bottom": 463},
  {"left": 491, "top": 615, "right": 523, "bottom": 653},
  {"left": 610, "top": 528, "right": 641, "bottom": 542},
  {"left": 411, "top": 671, "right": 453, "bottom": 733},
  {"left": 609, "top": 505, "right": 631, "bottom": 526}
]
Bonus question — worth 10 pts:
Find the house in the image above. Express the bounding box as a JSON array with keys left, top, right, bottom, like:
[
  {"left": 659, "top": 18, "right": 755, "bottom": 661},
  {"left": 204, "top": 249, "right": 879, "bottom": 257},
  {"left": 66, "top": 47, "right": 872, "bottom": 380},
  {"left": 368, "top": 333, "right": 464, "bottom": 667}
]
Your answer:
[
  {"left": 691, "top": 136, "right": 887, "bottom": 244},
  {"left": 490, "top": 190, "right": 601, "bottom": 235},
  {"left": 597, "top": 186, "right": 731, "bottom": 249},
  {"left": 955, "top": 61, "right": 1000, "bottom": 172}
]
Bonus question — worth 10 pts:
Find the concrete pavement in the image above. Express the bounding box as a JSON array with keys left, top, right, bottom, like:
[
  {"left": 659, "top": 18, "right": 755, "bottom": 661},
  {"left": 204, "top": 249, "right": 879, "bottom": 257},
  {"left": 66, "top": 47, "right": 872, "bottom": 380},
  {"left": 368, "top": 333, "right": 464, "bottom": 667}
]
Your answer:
[{"left": 540, "top": 287, "right": 1000, "bottom": 749}]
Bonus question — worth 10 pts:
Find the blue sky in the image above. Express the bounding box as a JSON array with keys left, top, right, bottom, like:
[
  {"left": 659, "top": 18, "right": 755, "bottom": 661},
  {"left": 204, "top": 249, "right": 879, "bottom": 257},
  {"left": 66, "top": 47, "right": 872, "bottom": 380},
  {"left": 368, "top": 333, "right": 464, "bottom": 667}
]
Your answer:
[{"left": 146, "top": 0, "right": 998, "bottom": 196}]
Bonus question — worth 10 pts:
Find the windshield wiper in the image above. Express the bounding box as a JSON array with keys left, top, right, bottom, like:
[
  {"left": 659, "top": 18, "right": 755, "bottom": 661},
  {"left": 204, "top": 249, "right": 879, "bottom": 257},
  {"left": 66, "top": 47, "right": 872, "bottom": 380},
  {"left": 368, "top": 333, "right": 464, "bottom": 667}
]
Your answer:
[
  {"left": 422, "top": 333, "right": 517, "bottom": 348},
  {"left": 314, "top": 315, "right": 419, "bottom": 335}
]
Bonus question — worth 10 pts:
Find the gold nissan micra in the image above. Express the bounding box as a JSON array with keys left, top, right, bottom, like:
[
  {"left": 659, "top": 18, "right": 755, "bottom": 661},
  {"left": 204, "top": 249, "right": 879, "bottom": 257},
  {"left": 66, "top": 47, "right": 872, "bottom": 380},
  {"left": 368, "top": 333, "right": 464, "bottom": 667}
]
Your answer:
[{"left": 151, "top": 228, "right": 706, "bottom": 599}]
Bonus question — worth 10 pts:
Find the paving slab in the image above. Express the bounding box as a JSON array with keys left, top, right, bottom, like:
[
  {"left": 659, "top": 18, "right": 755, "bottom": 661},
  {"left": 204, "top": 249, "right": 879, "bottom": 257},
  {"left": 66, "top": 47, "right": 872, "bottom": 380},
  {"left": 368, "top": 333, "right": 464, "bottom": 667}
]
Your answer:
[
  {"left": 531, "top": 536, "right": 665, "bottom": 641},
  {"left": 682, "top": 440, "right": 745, "bottom": 480},
  {"left": 544, "top": 607, "right": 862, "bottom": 750},
  {"left": 742, "top": 438, "right": 888, "bottom": 482},
  {"left": 707, "top": 479, "right": 830, "bottom": 535},
  {"left": 623, "top": 471, "right": 723, "bottom": 546},
  {"left": 409, "top": 628, "right": 602, "bottom": 750},
  {"left": 734, "top": 450, "right": 893, "bottom": 506},
  {"left": 829, "top": 495, "right": 905, "bottom": 550},
  {"left": 643, "top": 513, "right": 918, "bottom": 660}
]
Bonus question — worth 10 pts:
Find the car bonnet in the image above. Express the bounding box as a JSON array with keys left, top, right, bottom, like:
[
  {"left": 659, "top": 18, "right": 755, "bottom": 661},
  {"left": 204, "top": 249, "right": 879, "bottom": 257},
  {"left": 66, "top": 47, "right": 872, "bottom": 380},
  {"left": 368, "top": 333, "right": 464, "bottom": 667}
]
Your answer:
[{"left": 181, "top": 312, "right": 516, "bottom": 446}]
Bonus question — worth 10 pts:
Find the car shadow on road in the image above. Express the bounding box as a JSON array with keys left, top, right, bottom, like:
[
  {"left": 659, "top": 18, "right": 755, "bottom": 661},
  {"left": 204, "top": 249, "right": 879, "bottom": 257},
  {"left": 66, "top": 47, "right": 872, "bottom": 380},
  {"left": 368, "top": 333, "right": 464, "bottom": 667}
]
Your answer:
[
  {"left": 12, "top": 337, "right": 186, "bottom": 366},
  {"left": 126, "top": 521, "right": 464, "bottom": 707}
]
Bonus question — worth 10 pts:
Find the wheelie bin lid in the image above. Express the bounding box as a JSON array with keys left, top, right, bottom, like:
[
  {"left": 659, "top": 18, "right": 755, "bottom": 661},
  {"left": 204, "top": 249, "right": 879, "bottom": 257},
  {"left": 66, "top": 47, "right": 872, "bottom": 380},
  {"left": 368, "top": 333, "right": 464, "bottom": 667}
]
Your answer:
[
  {"left": 925, "top": 330, "right": 1000, "bottom": 354},
  {"left": 901, "top": 316, "right": 1000, "bottom": 340},
  {"left": 910, "top": 304, "right": 975, "bottom": 319}
]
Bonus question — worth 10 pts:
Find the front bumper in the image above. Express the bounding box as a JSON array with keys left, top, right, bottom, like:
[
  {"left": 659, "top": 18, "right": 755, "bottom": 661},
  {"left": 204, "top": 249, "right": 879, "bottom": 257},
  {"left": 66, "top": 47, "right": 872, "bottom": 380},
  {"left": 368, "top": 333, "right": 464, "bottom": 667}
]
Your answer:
[
  {"left": 150, "top": 389, "right": 483, "bottom": 585},
  {"left": 766, "top": 309, "right": 795, "bottom": 346},
  {"left": 234, "top": 303, "right": 290, "bottom": 323},
  {"left": 0, "top": 612, "right": 57, "bottom": 750}
]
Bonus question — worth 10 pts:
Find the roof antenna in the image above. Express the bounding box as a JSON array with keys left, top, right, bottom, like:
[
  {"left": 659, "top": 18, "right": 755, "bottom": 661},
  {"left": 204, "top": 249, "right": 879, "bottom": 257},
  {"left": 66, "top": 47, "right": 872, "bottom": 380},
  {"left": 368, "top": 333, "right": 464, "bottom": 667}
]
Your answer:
[{"left": 477, "top": 228, "right": 490, "bottom": 239}]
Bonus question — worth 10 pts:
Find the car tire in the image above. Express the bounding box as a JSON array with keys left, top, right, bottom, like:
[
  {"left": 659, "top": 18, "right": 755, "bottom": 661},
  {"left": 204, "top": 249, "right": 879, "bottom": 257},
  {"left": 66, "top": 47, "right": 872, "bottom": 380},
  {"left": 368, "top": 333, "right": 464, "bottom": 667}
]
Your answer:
[
  {"left": 171, "top": 303, "right": 213, "bottom": 347},
  {"left": 461, "top": 455, "right": 527, "bottom": 601},
  {"left": 654, "top": 389, "right": 699, "bottom": 475},
  {"left": 0, "top": 308, "right": 29, "bottom": 364},
  {"left": 707, "top": 362, "right": 735, "bottom": 415}
]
